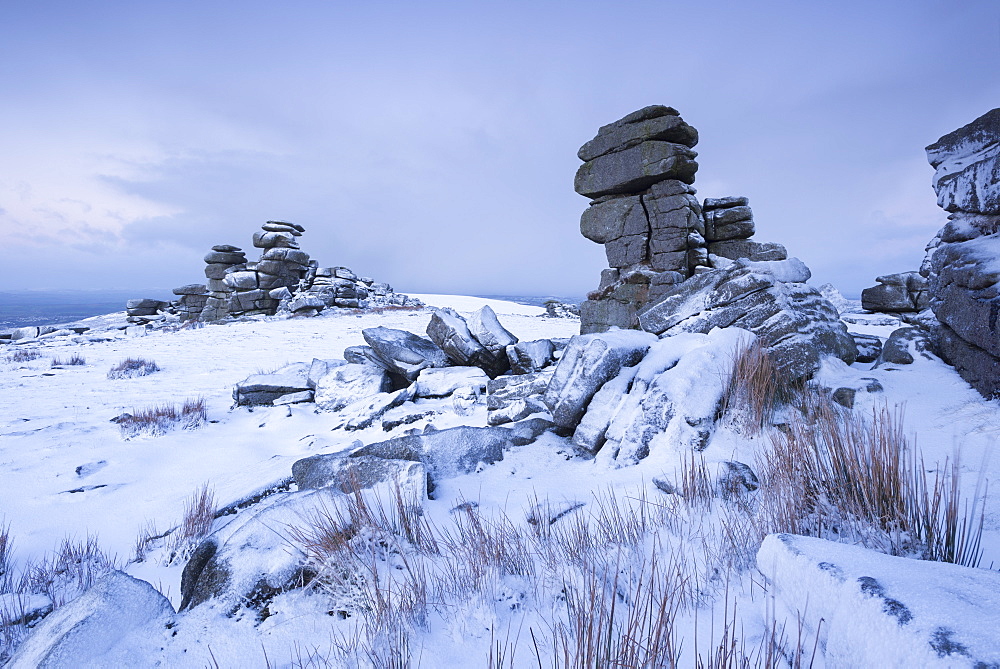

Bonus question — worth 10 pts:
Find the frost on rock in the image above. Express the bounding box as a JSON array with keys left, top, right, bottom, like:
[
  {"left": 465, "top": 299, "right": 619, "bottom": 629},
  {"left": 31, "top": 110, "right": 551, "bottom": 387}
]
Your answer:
[
  {"left": 8, "top": 571, "right": 174, "bottom": 669},
  {"left": 638, "top": 260, "right": 856, "bottom": 380},
  {"left": 233, "top": 362, "right": 311, "bottom": 406},
  {"left": 466, "top": 304, "right": 518, "bottom": 356},
  {"left": 588, "top": 328, "right": 754, "bottom": 463},
  {"left": 426, "top": 307, "right": 511, "bottom": 377},
  {"left": 543, "top": 330, "right": 657, "bottom": 429},
  {"left": 362, "top": 326, "right": 451, "bottom": 381},
  {"left": 414, "top": 366, "right": 489, "bottom": 398},
  {"left": 758, "top": 534, "right": 1000, "bottom": 668},
  {"left": 313, "top": 362, "right": 392, "bottom": 411}
]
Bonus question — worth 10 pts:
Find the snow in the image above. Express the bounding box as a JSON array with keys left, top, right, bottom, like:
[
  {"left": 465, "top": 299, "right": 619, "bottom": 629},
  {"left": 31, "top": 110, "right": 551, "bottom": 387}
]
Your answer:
[{"left": 3, "top": 292, "right": 1000, "bottom": 666}]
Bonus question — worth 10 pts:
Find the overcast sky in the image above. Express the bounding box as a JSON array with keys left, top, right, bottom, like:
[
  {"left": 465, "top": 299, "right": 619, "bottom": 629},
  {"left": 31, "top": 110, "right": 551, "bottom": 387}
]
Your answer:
[{"left": 1, "top": 0, "right": 998, "bottom": 298}]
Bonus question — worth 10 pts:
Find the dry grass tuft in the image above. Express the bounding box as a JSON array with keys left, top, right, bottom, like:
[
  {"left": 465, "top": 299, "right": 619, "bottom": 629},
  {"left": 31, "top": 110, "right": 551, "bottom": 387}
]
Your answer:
[
  {"left": 6, "top": 349, "right": 41, "bottom": 363},
  {"left": 165, "top": 484, "right": 216, "bottom": 564},
  {"left": 720, "top": 341, "right": 797, "bottom": 436},
  {"left": 107, "top": 357, "right": 160, "bottom": 379},
  {"left": 50, "top": 353, "right": 86, "bottom": 367},
  {"left": 115, "top": 397, "right": 207, "bottom": 438}
]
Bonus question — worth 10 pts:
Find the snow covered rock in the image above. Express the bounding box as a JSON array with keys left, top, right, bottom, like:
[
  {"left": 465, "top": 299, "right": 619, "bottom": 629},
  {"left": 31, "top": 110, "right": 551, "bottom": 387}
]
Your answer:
[
  {"left": 922, "top": 108, "right": 1000, "bottom": 397},
  {"left": 543, "top": 330, "right": 657, "bottom": 430},
  {"left": 861, "top": 272, "right": 930, "bottom": 313},
  {"left": 361, "top": 326, "right": 450, "bottom": 381},
  {"left": 336, "top": 387, "right": 416, "bottom": 431},
  {"left": 466, "top": 305, "right": 518, "bottom": 357},
  {"left": 486, "top": 370, "right": 553, "bottom": 426},
  {"left": 875, "top": 327, "right": 935, "bottom": 367},
  {"left": 506, "top": 339, "right": 556, "bottom": 374},
  {"left": 292, "top": 454, "right": 426, "bottom": 497},
  {"left": 233, "top": 362, "right": 311, "bottom": 406},
  {"left": 314, "top": 363, "right": 392, "bottom": 411},
  {"left": 414, "top": 366, "right": 489, "bottom": 398},
  {"left": 638, "top": 260, "right": 857, "bottom": 380},
  {"left": 582, "top": 329, "right": 753, "bottom": 462},
  {"left": 852, "top": 333, "right": 883, "bottom": 363},
  {"left": 179, "top": 489, "right": 335, "bottom": 612},
  {"left": 757, "top": 533, "right": 1000, "bottom": 668},
  {"left": 426, "top": 307, "right": 509, "bottom": 376},
  {"left": 349, "top": 426, "right": 511, "bottom": 495},
  {"left": 7, "top": 571, "right": 174, "bottom": 669}
]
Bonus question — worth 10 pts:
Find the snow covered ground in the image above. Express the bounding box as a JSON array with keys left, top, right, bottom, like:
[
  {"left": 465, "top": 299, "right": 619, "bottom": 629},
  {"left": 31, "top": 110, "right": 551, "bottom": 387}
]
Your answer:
[{"left": 1, "top": 295, "right": 999, "bottom": 666}]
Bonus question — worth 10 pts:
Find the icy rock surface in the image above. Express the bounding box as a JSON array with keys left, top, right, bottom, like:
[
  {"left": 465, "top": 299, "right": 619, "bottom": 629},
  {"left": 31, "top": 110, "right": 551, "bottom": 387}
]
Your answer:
[
  {"left": 506, "top": 338, "right": 556, "bottom": 374},
  {"left": 543, "top": 330, "right": 657, "bottom": 429},
  {"left": 758, "top": 533, "right": 1000, "bottom": 668},
  {"left": 581, "top": 329, "right": 754, "bottom": 462},
  {"left": 638, "top": 260, "right": 856, "bottom": 379},
  {"left": 313, "top": 362, "right": 391, "bottom": 411},
  {"left": 233, "top": 362, "right": 311, "bottom": 406},
  {"left": 486, "top": 369, "right": 553, "bottom": 426},
  {"left": 292, "top": 454, "right": 426, "bottom": 496},
  {"left": 8, "top": 571, "right": 174, "bottom": 669},
  {"left": 361, "top": 326, "right": 450, "bottom": 381}
]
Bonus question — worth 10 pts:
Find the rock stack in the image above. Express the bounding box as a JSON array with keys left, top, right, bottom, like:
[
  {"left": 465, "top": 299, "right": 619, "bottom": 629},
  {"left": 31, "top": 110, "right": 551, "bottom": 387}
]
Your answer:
[
  {"left": 860, "top": 272, "right": 929, "bottom": 313},
  {"left": 576, "top": 106, "right": 790, "bottom": 334},
  {"left": 921, "top": 108, "right": 1000, "bottom": 397},
  {"left": 200, "top": 245, "right": 248, "bottom": 322},
  {"left": 126, "top": 298, "right": 169, "bottom": 324},
  {"left": 172, "top": 284, "right": 209, "bottom": 321},
  {"left": 704, "top": 197, "right": 786, "bottom": 262}
]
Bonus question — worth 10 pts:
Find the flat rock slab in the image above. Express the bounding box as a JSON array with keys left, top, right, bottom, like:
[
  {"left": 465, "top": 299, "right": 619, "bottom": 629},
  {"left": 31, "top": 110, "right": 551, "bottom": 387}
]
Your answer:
[
  {"left": 758, "top": 533, "right": 1000, "bottom": 668},
  {"left": 362, "top": 326, "right": 450, "bottom": 381},
  {"left": 574, "top": 140, "right": 698, "bottom": 198}
]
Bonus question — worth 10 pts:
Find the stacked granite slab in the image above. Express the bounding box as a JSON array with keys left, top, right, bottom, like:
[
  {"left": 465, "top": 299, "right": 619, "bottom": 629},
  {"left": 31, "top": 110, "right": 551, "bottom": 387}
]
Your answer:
[
  {"left": 171, "top": 284, "right": 209, "bottom": 320},
  {"left": 703, "top": 197, "right": 787, "bottom": 262},
  {"left": 575, "top": 106, "right": 793, "bottom": 334},
  {"left": 921, "top": 108, "right": 1000, "bottom": 397},
  {"left": 200, "top": 245, "right": 248, "bottom": 322},
  {"left": 126, "top": 298, "right": 169, "bottom": 324},
  {"left": 575, "top": 106, "right": 706, "bottom": 333}
]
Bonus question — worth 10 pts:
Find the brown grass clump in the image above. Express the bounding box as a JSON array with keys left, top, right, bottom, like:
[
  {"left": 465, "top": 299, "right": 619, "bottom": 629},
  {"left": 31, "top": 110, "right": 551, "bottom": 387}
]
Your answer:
[
  {"left": 720, "top": 341, "right": 798, "bottom": 436},
  {"left": 50, "top": 353, "right": 86, "bottom": 367},
  {"left": 107, "top": 357, "right": 160, "bottom": 379},
  {"left": 115, "top": 397, "right": 207, "bottom": 438},
  {"left": 5, "top": 349, "right": 41, "bottom": 363}
]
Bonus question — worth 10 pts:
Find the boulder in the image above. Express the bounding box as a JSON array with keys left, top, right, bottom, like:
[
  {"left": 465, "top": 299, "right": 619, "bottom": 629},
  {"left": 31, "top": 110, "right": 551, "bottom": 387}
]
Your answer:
[
  {"left": 233, "top": 363, "right": 311, "bottom": 406},
  {"left": 852, "top": 333, "right": 883, "bottom": 363},
  {"left": 466, "top": 305, "right": 518, "bottom": 358},
  {"left": 875, "top": 327, "right": 935, "bottom": 367},
  {"left": 426, "top": 308, "right": 491, "bottom": 368},
  {"left": 579, "top": 329, "right": 753, "bottom": 462},
  {"left": 506, "top": 339, "right": 556, "bottom": 374},
  {"left": 6, "top": 571, "right": 174, "bottom": 669},
  {"left": 292, "top": 454, "right": 426, "bottom": 496},
  {"left": 758, "top": 533, "right": 1000, "bottom": 668},
  {"left": 314, "top": 363, "right": 392, "bottom": 411},
  {"left": 574, "top": 141, "right": 698, "bottom": 198},
  {"left": 543, "top": 330, "right": 657, "bottom": 429},
  {"left": 861, "top": 272, "right": 930, "bottom": 312},
  {"left": 204, "top": 251, "right": 246, "bottom": 264},
  {"left": 350, "top": 426, "right": 510, "bottom": 495},
  {"left": 252, "top": 231, "right": 299, "bottom": 249},
  {"left": 361, "top": 326, "right": 451, "bottom": 381},
  {"left": 414, "top": 366, "right": 489, "bottom": 397},
  {"left": 336, "top": 387, "right": 416, "bottom": 431},
  {"left": 577, "top": 105, "right": 697, "bottom": 161},
  {"left": 222, "top": 271, "right": 259, "bottom": 291},
  {"left": 638, "top": 261, "right": 856, "bottom": 380}
]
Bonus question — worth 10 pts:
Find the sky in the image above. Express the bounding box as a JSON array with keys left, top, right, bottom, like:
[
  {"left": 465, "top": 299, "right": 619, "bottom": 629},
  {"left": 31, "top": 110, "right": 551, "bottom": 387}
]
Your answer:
[{"left": 1, "top": 0, "right": 998, "bottom": 298}]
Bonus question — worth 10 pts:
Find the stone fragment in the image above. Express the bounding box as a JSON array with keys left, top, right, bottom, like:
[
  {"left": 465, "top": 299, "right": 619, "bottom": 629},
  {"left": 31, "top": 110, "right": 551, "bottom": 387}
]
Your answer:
[
  {"left": 861, "top": 271, "right": 930, "bottom": 312},
  {"left": 708, "top": 239, "right": 787, "bottom": 262},
  {"left": 211, "top": 244, "right": 242, "bottom": 253},
  {"left": 851, "top": 333, "right": 883, "bottom": 363},
  {"left": 252, "top": 231, "right": 299, "bottom": 249},
  {"left": 292, "top": 455, "right": 425, "bottom": 495},
  {"left": 233, "top": 363, "right": 311, "bottom": 406},
  {"left": 874, "top": 327, "right": 934, "bottom": 367},
  {"left": 466, "top": 305, "right": 518, "bottom": 356},
  {"left": 204, "top": 251, "right": 246, "bottom": 264},
  {"left": 173, "top": 284, "right": 208, "bottom": 295}
]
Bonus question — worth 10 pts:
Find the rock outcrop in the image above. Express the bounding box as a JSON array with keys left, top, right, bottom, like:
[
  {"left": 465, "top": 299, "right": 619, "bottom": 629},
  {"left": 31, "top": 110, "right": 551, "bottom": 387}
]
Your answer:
[
  {"left": 637, "top": 260, "right": 857, "bottom": 379},
  {"left": 575, "top": 106, "right": 819, "bottom": 340},
  {"left": 922, "top": 108, "right": 1000, "bottom": 397}
]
